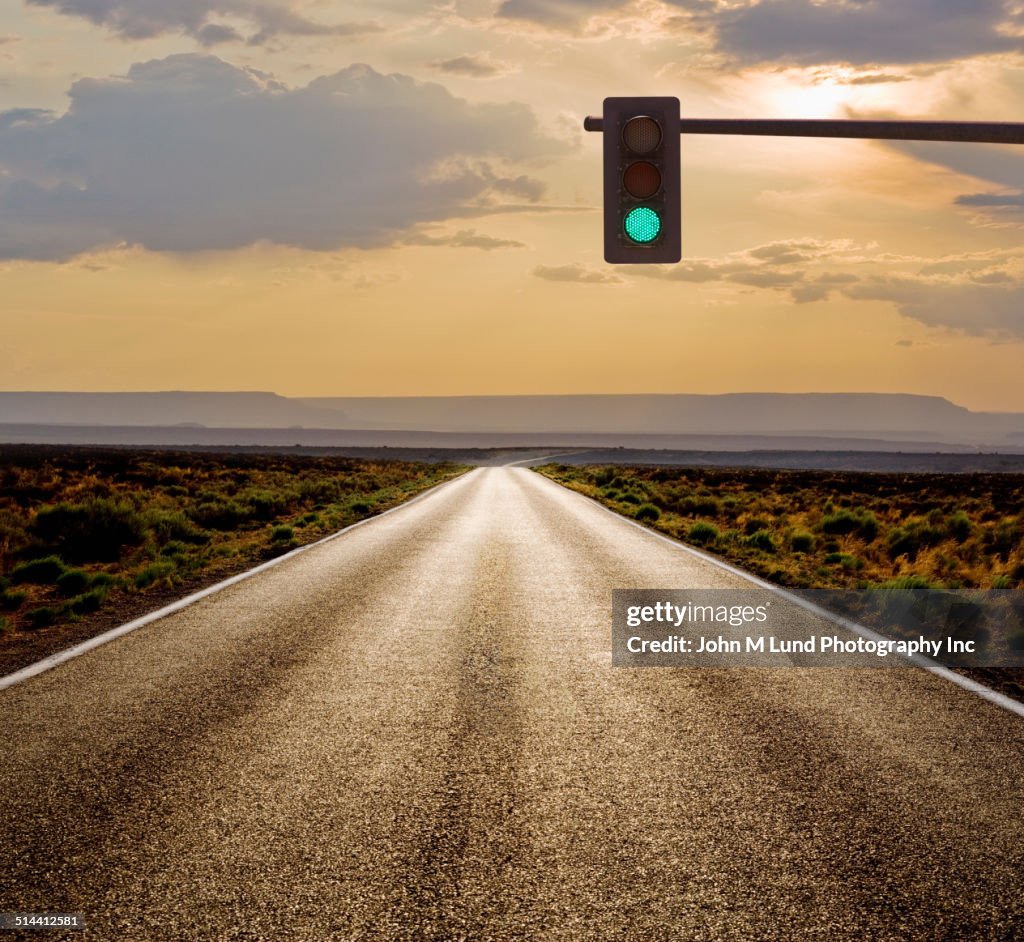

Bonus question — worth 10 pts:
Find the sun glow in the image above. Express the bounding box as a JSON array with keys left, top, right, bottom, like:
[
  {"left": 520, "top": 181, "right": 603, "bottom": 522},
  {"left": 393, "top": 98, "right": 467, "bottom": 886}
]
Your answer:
[{"left": 717, "top": 66, "right": 916, "bottom": 121}]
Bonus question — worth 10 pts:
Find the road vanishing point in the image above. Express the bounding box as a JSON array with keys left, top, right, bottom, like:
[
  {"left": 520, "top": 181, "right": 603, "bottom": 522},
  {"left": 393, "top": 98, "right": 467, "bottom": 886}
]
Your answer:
[{"left": 1, "top": 467, "right": 1023, "bottom": 940}]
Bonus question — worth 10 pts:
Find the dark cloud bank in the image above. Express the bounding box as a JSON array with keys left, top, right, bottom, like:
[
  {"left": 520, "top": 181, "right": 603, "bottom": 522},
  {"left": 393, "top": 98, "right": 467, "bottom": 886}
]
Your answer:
[
  {"left": 26, "top": 0, "right": 379, "bottom": 45},
  {"left": 497, "top": 0, "right": 1024, "bottom": 67},
  {"left": 0, "top": 55, "right": 565, "bottom": 260}
]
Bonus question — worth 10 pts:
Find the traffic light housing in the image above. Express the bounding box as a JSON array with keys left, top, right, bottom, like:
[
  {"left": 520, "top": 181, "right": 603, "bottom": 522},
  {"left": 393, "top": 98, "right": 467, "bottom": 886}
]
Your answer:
[{"left": 602, "top": 97, "right": 680, "bottom": 264}]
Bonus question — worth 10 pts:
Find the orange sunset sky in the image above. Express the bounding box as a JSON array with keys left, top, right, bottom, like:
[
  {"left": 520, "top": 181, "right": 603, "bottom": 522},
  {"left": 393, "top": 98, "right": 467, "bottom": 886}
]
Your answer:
[{"left": 2, "top": 1, "right": 1024, "bottom": 410}]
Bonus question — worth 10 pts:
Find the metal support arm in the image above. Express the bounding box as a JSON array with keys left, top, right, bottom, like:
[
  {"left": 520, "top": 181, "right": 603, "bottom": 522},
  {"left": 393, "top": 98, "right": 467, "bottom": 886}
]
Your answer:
[{"left": 582, "top": 116, "right": 1024, "bottom": 144}]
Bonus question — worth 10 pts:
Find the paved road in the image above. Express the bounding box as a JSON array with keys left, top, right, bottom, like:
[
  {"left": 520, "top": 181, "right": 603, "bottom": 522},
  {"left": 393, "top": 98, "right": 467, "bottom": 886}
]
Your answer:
[{"left": 1, "top": 468, "right": 1023, "bottom": 940}]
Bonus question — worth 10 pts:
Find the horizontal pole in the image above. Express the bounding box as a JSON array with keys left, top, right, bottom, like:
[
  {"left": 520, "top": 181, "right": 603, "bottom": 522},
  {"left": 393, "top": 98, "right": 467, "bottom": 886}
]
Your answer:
[{"left": 582, "top": 116, "right": 1024, "bottom": 144}]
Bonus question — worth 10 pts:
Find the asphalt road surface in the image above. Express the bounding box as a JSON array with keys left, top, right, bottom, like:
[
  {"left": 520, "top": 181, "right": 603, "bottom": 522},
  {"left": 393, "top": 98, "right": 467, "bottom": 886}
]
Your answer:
[{"left": 1, "top": 468, "right": 1023, "bottom": 940}]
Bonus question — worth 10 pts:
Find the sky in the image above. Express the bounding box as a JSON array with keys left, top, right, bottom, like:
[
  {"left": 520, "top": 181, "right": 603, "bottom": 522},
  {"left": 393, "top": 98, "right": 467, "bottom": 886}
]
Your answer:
[{"left": 2, "top": 1, "right": 1024, "bottom": 410}]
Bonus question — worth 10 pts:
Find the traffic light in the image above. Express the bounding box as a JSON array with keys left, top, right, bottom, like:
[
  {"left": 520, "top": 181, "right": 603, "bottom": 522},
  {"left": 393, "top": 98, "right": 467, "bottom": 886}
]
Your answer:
[{"left": 602, "top": 97, "right": 680, "bottom": 264}]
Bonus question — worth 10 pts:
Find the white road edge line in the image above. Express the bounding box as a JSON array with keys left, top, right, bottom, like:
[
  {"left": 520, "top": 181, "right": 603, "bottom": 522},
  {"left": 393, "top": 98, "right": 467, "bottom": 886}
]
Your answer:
[
  {"left": 532, "top": 468, "right": 1024, "bottom": 722},
  {"left": 0, "top": 469, "right": 477, "bottom": 692}
]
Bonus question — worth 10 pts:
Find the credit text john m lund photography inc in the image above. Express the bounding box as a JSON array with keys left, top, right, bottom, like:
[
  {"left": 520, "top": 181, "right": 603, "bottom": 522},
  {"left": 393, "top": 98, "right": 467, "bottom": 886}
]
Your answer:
[{"left": 2, "top": 0, "right": 1024, "bottom": 939}]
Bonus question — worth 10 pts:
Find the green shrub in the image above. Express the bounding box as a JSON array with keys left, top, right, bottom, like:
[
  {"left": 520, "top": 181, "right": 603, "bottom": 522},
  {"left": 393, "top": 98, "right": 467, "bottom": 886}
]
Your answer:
[
  {"left": 677, "top": 496, "right": 721, "bottom": 516},
  {"left": 634, "top": 504, "right": 661, "bottom": 522},
  {"left": 913, "top": 521, "right": 946, "bottom": 548},
  {"left": 26, "top": 606, "right": 59, "bottom": 629},
  {"left": 146, "top": 509, "right": 211, "bottom": 546},
  {"left": 619, "top": 493, "right": 641, "bottom": 506},
  {"left": 68, "top": 587, "right": 108, "bottom": 615},
  {"left": 992, "top": 575, "right": 1013, "bottom": 589},
  {"left": 32, "top": 498, "right": 146, "bottom": 562},
  {"left": 790, "top": 531, "right": 815, "bottom": 553},
  {"left": 1, "top": 588, "right": 28, "bottom": 610},
  {"left": 188, "top": 499, "right": 251, "bottom": 530},
  {"left": 56, "top": 568, "right": 91, "bottom": 597},
  {"left": 984, "top": 518, "right": 1020, "bottom": 561},
  {"left": 877, "top": 576, "right": 935, "bottom": 590},
  {"left": 855, "top": 511, "right": 880, "bottom": 543},
  {"left": 824, "top": 552, "right": 863, "bottom": 570},
  {"left": 0, "top": 614, "right": 9, "bottom": 634},
  {"left": 688, "top": 522, "right": 720, "bottom": 545},
  {"left": 270, "top": 525, "right": 295, "bottom": 543},
  {"left": 297, "top": 479, "right": 343, "bottom": 504},
  {"left": 946, "top": 511, "right": 973, "bottom": 543},
  {"left": 821, "top": 509, "right": 860, "bottom": 535},
  {"left": 887, "top": 527, "right": 921, "bottom": 561},
  {"left": 349, "top": 501, "right": 371, "bottom": 514},
  {"left": 745, "top": 529, "right": 776, "bottom": 553},
  {"left": 821, "top": 508, "right": 879, "bottom": 542},
  {"left": 246, "top": 490, "right": 294, "bottom": 521},
  {"left": 134, "top": 561, "right": 177, "bottom": 589},
  {"left": 0, "top": 508, "right": 29, "bottom": 557},
  {"left": 11, "top": 555, "right": 67, "bottom": 585},
  {"left": 744, "top": 518, "right": 771, "bottom": 535}
]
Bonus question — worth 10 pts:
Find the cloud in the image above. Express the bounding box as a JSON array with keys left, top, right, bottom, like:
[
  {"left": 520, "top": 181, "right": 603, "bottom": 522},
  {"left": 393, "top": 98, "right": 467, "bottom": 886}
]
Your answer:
[
  {"left": 748, "top": 240, "right": 828, "bottom": 265},
  {"left": 0, "top": 108, "right": 54, "bottom": 130},
  {"left": 661, "top": 259, "right": 743, "bottom": 282},
  {"left": 727, "top": 269, "right": 805, "bottom": 289},
  {"left": 844, "top": 72, "right": 912, "bottom": 86},
  {"left": 26, "top": 0, "right": 381, "bottom": 46},
  {"left": 646, "top": 239, "right": 854, "bottom": 286},
  {"left": 893, "top": 140, "right": 1024, "bottom": 191},
  {"left": 787, "top": 271, "right": 857, "bottom": 304},
  {"left": 196, "top": 23, "right": 244, "bottom": 46},
  {"left": 479, "top": 168, "right": 547, "bottom": 201},
  {"left": 707, "top": 0, "right": 1023, "bottom": 66},
  {"left": 626, "top": 236, "right": 1024, "bottom": 337},
  {"left": 496, "top": 0, "right": 620, "bottom": 28},
  {"left": 0, "top": 55, "right": 568, "bottom": 260},
  {"left": 533, "top": 262, "right": 621, "bottom": 282},
  {"left": 402, "top": 228, "right": 526, "bottom": 250},
  {"left": 430, "top": 54, "right": 509, "bottom": 78},
  {"left": 957, "top": 192, "right": 1024, "bottom": 208},
  {"left": 485, "top": 1, "right": 1024, "bottom": 66},
  {"left": 885, "top": 140, "right": 1024, "bottom": 222},
  {"left": 955, "top": 192, "right": 1024, "bottom": 222},
  {"left": 844, "top": 276, "right": 1024, "bottom": 337}
]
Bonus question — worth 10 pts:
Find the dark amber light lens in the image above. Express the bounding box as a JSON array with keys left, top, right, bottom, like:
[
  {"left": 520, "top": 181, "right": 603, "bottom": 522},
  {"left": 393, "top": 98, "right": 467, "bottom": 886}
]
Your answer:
[
  {"left": 623, "top": 161, "right": 661, "bottom": 199},
  {"left": 622, "top": 116, "right": 662, "bottom": 154}
]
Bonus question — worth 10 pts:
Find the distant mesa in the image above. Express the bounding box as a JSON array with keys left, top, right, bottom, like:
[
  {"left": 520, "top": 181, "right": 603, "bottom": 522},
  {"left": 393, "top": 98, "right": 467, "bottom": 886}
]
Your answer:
[{"left": 0, "top": 390, "right": 1022, "bottom": 453}]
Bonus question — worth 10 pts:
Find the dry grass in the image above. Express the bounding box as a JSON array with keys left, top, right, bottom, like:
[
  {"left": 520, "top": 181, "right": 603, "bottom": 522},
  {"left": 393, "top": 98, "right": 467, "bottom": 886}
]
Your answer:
[
  {"left": 0, "top": 445, "right": 467, "bottom": 638},
  {"left": 537, "top": 463, "right": 1024, "bottom": 590}
]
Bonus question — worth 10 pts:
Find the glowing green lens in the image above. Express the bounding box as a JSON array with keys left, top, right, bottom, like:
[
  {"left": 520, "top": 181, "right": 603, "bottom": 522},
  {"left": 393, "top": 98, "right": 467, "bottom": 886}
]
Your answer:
[{"left": 624, "top": 206, "right": 661, "bottom": 244}]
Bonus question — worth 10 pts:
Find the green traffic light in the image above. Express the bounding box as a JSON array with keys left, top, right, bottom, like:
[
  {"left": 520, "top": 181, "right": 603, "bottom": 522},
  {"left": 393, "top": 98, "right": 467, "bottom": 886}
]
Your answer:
[{"left": 623, "top": 206, "right": 661, "bottom": 244}]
